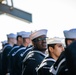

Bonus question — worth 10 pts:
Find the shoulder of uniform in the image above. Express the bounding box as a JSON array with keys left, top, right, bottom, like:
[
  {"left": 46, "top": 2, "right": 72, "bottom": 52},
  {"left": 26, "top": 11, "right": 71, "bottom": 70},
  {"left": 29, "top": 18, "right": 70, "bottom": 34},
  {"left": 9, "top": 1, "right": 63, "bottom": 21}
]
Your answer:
[
  {"left": 43, "top": 57, "right": 56, "bottom": 63},
  {"left": 12, "top": 46, "right": 19, "bottom": 50},
  {"left": 23, "top": 50, "right": 46, "bottom": 63},
  {"left": 8, "top": 46, "right": 19, "bottom": 56},
  {"left": 49, "top": 58, "right": 66, "bottom": 75},
  {"left": 12, "top": 47, "right": 26, "bottom": 56},
  {"left": 20, "top": 46, "right": 33, "bottom": 57},
  {"left": 3, "top": 44, "right": 12, "bottom": 49},
  {"left": 31, "top": 50, "right": 46, "bottom": 57},
  {"left": 38, "top": 58, "right": 55, "bottom": 70},
  {"left": 23, "top": 51, "right": 35, "bottom": 61}
]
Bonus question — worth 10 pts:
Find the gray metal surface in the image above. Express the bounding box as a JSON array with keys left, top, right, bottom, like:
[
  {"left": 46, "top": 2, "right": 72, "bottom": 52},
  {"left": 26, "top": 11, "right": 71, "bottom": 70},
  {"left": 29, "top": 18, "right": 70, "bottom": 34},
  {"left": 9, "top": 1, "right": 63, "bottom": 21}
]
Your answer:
[{"left": 0, "top": 3, "right": 32, "bottom": 22}]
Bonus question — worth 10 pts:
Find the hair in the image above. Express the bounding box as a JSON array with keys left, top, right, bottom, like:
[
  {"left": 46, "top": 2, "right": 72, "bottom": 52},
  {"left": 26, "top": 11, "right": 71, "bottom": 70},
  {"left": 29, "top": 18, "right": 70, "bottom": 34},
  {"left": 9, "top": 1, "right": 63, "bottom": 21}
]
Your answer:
[
  {"left": 47, "top": 44, "right": 56, "bottom": 54},
  {"left": 16, "top": 35, "right": 22, "bottom": 41},
  {"left": 65, "top": 38, "right": 75, "bottom": 46},
  {"left": 65, "top": 38, "right": 68, "bottom": 46}
]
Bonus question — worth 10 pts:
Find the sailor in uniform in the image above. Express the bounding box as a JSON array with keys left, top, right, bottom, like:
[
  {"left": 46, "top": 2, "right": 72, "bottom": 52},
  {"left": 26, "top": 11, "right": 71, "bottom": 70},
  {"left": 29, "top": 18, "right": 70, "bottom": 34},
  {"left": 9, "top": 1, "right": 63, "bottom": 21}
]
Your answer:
[
  {"left": 65, "top": 40, "right": 76, "bottom": 74},
  {"left": 2, "top": 33, "right": 17, "bottom": 75},
  {"left": 0, "top": 40, "right": 7, "bottom": 75},
  {"left": 7, "top": 31, "right": 25, "bottom": 75},
  {"left": 7, "top": 31, "right": 26, "bottom": 59},
  {"left": 22, "top": 29, "right": 48, "bottom": 75},
  {"left": 49, "top": 28, "right": 76, "bottom": 75},
  {"left": 11, "top": 31, "right": 32, "bottom": 75},
  {"left": 37, "top": 39, "right": 64, "bottom": 75}
]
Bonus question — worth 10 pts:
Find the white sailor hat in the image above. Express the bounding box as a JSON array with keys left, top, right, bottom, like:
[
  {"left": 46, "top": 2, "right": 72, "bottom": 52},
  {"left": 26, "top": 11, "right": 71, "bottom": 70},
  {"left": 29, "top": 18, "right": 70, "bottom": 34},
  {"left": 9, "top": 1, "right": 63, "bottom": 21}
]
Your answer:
[
  {"left": 17, "top": 31, "right": 26, "bottom": 36},
  {"left": 22, "top": 32, "right": 31, "bottom": 38},
  {"left": 47, "top": 39, "right": 63, "bottom": 45},
  {"left": 30, "top": 29, "right": 48, "bottom": 40},
  {"left": 1, "top": 40, "right": 7, "bottom": 45},
  {"left": 64, "top": 28, "right": 76, "bottom": 38},
  {"left": 7, "top": 33, "right": 17, "bottom": 39}
]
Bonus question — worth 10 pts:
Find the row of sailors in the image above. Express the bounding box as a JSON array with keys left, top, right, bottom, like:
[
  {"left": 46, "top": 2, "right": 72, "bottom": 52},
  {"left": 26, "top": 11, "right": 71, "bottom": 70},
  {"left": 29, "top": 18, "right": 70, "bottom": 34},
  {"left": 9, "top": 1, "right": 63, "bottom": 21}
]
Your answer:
[
  {"left": 1, "top": 31, "right": 33, "bottom": 75},
  {"left": 1, "top": 28, "right": 76, "bottom": 75}
]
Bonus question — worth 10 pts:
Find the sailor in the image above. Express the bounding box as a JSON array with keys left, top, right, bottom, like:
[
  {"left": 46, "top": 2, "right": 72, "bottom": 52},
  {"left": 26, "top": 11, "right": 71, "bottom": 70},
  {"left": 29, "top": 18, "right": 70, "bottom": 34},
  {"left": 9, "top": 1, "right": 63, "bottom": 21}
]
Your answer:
[
  {"left": 65, "top": 40, "right": 76, "bottom": 74},
  {"left": 7, "top": 31, "right": 25, "bottom": 75},
  {"left": 8, "top": 31, "right": 24, "bottom": 57},
  {"left": 11, "top": 31, "right": 31, "bottom": 75},
  {"left": 37, "top": 39, "right": 64, "bottom": 75},
  {"left": 7, "top": 31, "right": 26, "bottom": 59},
  {"left": 2, "top": 33, "right": 17, "bottom": 75},
  {"left": 49, "top": 28, "right": 76, "bottom": 75},
  {"left": 22, "top": 29, "right": 48, "bottom": 75},
  {"left": 0, "top": 40, "right": 7, "bottom": 75}
]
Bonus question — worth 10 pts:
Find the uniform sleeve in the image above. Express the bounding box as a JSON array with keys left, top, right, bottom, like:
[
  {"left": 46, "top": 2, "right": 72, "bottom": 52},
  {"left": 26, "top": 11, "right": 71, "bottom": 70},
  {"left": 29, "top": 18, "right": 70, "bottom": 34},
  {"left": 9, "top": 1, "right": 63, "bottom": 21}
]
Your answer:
[
  {"left": 38, "top": 66, "right": 52, "bottom": 75},
  {"left": 49, "top": 52, "right": 66, "bottom": 75},
  {"left": 22, "top": 59, "right": 38, "bottom": 75},
  {"left": 39, "top": 60, "right": 55, "bottom": 75}
]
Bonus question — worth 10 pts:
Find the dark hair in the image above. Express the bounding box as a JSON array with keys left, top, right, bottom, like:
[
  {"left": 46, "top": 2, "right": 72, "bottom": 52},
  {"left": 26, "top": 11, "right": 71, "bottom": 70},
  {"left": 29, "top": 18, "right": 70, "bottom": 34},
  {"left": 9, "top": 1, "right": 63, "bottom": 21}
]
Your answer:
[
  {"left": 65, "top": 38, "right": 76, "bottom": 46},
  {"left": 47, "top": 44, "right": 56, "bottom": 54},
  {"left": 16, "top": 35, "right": 22, "bottom": 41},
  {"left": 48, "top": 44, "right": 56, "bottom": 49},
  {"left": 65, "top": 38, "right": 68, "bottom": 46}
]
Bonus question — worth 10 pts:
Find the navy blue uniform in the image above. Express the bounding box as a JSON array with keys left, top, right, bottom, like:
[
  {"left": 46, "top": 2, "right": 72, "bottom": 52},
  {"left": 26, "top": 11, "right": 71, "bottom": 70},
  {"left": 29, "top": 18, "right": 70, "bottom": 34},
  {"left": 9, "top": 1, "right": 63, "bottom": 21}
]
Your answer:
[
  {"left": 49, "top": 51, "right": 70, "bottom": 75},
  {"left": 7, "top": 45, "right": 19, "bottom": 75},
  {"left": 37, "top": 56, "right": 56, "bottom": 75},
  {"left": 22, "top": 48, "right": 46, "bottom": 75},
  {"left": 2, "top": 43, "right": 12, "bottom": 75},
  {"left": 65, "top": 41, "right": 76, "bottom": 75},
  {"left": 20, "top": 45, "right": 33, "bottom": 61},
  {"left": 17, "top": 46, "right": 33, "bottom": 75},
  {"left": 11, "top": 45, "right": 26, "bottom": 75},
  {"left": 8, "top": 44, "right": 19, "bottom": 57},
  {"left": 11, "top": 45, "right": 32, "bottom": 75},
  {"left": 49, "top": 41, "right": 76, "bottom": 75}
]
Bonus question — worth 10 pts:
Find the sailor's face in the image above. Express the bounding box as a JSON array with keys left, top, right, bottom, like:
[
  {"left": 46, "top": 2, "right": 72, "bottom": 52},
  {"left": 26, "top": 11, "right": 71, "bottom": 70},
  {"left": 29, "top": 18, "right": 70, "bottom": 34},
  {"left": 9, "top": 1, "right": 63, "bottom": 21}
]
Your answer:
[
  {"left": 53, "top": 43, "right": 64, "bottom": 58},
  {"left": 25, "top": 38, "right": 31, "bottom": 45},
  {"left": 49, "top": 44, "right": 64, "bottom": 60},
  {"left": 18, "top": 36, "right": 23, "bottom": 44},
  {"left": 12, "top": 38, "right": 17, "bottom": 44},
  {"left": 35, "top": 35, "right": 47, "bottom": 51}
]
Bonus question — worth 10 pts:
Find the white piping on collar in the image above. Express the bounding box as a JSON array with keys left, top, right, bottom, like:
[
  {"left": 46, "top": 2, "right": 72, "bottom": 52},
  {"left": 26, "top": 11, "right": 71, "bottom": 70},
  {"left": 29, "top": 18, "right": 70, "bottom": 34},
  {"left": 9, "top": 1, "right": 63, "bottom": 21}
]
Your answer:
[
  {"left": 49, "top": 58, "right": 66, "bottom": 75},
  {"left": 8, "top": 46, "right": 19, "bottom": 56},
  {"left": 3, "top": 44, "right": 12, "bottom": 51},
  {"left": 20, "top": 46, "right": 33, "bottom": 57},
  {"left": 42, "top": 58, "right": 56, "bottom": 63},
  {"left": 23, "top": 50, "right": 46, "bottom": 63},
  {"left": 12, "top": 47, "right": 26, "bottom": 56}
]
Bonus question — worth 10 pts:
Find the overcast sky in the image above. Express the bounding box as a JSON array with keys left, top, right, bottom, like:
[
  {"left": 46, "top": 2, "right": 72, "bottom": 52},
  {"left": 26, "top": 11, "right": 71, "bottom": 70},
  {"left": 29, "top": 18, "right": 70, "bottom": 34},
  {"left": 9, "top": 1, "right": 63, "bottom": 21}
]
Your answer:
[{"left": 0, "top": 0, "right": 76, "bottom": 42}]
